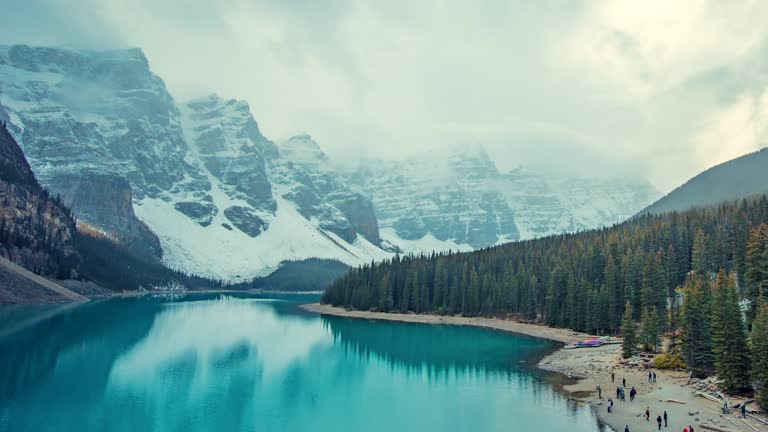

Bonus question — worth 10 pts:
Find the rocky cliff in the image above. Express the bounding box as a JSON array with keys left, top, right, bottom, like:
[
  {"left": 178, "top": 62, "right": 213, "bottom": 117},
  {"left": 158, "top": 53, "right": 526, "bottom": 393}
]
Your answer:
[
  {"left": 54, "top": 172, "right": 161, "bottom": 258},
  {"left": 0, "top": 121, "right": 78, "bottom": 277}
]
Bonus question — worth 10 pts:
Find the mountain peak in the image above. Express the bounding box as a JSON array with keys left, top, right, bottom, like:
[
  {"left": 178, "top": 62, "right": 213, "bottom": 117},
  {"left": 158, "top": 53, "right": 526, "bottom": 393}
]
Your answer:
[
  {"left": 187, "top": 93, "right": 249, "bottom": 112},
  {"left": 280, "top": 134, "right": 328, "bottom": 163}
]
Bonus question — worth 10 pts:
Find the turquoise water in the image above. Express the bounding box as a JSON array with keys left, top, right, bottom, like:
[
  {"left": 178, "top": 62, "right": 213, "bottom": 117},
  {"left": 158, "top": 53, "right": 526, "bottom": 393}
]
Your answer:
[{"left": 0, "top": 294, "right": 606, "bottom": 432}]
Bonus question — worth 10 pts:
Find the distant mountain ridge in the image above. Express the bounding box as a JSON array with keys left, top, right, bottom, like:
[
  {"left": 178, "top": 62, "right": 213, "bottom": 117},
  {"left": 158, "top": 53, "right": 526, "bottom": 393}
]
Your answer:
[
  {"left": 638, "top": 147, "right": 768, "bottom": 216},
  {"left": 349, "top": 150, "right": 659, "bottom": 252},
  {"left": 0, "top": 44, "right": 660, "bottom": 279}
]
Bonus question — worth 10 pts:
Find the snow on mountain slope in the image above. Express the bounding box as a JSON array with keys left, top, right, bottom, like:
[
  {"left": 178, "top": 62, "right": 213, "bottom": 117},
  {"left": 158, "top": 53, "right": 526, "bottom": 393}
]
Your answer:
[
  {"left": 349, "top": 146, "right": 519, "bottom": 252},
  {"left": 499, "top": 167, "right": 660, "bottom": 239},
  {"left": 134, "top": 195, "right": 388, "bottom": 281},
  {"left": 350, "top": 151, "right": 660, "bottom": 252},
  {"left": 0, "top": 46, "right": 389, "bottom": 280}
]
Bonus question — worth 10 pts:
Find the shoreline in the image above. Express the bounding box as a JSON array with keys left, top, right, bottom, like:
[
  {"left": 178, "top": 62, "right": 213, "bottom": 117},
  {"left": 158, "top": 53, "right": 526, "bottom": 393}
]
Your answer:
[
  {"left": 301, "top": 303, "right": 594, "bottom": 343},
  {"left": 1, "top": 288, "right": 323, "bottom": 305},
  {"left": 302, "top": 303, "right": 761, "bottom": 432}
]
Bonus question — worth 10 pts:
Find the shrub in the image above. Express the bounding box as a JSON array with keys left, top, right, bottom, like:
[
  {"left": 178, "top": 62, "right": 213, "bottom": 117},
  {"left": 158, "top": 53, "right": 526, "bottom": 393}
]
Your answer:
[{"left": 654, "top": 352, "right": 687, "bottom": 369}]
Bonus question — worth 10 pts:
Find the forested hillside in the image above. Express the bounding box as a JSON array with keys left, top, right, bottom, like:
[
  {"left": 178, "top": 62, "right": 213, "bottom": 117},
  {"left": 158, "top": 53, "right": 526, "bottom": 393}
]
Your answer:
[
  {"left": 639, "top": 147, "right": 768, "bottom": 216},
  {"left": 323, "top": 196, "right": 768, "bottom": 335},
  {"left": 323, "top": 194, "right": 768, "bottom": 402}
]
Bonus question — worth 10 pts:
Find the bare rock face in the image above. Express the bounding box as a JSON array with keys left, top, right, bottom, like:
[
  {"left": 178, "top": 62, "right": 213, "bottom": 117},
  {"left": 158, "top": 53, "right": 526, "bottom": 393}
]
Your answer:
[
  {"left": 54, "top": 172, "right": 161, "bottom": 259},
  {"left": 273, "top": 134, "right": 382, "bottom": 245},
  {"left": 186, "top": 95, "right": 277, "bottom": 213},
  {"left": 223, "top": 206, "right": 266, "bottom": 238},
  {"left": 174, "top": 200, "right": 218, "bottom": 227},
  {"left": 183, "top": 97, "right": 384, "bottom": 250},
  {"left": 0, "top": 122, "right": 78, "bottom": 277}
]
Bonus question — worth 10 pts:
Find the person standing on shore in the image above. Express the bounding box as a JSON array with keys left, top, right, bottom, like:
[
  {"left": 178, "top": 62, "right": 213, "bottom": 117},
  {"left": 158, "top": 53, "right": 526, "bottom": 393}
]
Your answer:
[
  {"left": 648, "top": 370, "right": 652, "bottom": 383},
  {"left": 656, "top": 415, "right": 662, "bottom": 430},
  {"left": 645, "top": 406, "right": 650, "bottom": 421},
  {"left": 624, "top": 425, "right": 629, "bottom": 432},
  {"left": 689, "top": 425, "right": 694, "bottom": 432},
  {"left": 616, "top": 387, "right": 621, "bottom": 399},
  {"left": 597, "top": 385, "right": 602, "bottom": 399},
  {"left": 742, "top": 403, "right": 747, "bottom": 418},
  {"left": 663, "top": 410, "right": 667, "bottom": 427},
  {"left": 653, "top": 371, "right": 657, "bottom": 383}
]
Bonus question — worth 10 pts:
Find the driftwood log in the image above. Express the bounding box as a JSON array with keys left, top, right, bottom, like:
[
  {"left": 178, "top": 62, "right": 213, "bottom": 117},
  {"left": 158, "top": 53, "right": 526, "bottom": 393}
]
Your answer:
[
  {"left": 699, "top": 423, "right": 737, "bottom": 432},
  {"left": 747, "top": 413, "right": 768, "bottom": 426},
  {"left": 738, "top": 417, "right": 758, "bottom": 432}
]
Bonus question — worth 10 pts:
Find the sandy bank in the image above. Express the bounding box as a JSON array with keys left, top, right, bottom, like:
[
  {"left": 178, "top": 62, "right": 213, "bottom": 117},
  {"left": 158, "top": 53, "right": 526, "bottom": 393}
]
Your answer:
[
  {"left": 301, "top": 303, "right": 595, "bottom": 343},
  {"left": 303, "top": 303, "right": 764, "bottom": 432}
]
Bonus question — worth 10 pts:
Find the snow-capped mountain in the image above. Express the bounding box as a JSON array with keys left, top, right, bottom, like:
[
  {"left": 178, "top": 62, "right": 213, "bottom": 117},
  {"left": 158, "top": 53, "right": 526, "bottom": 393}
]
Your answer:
[
  {"left": 499, "top": 167, "right": 660, "bottom": 239},
  {"left": 348, "top": 146, "right": 519, "bottom": 252},
  {"left": 0, "top": 45, "right": 387, "bottom": 280},
  {"left": 0, "top": 44, "right": 660, "bottom": 280},
  {"left": 349, "top": 150, "right": 660, "bottom": 252}
]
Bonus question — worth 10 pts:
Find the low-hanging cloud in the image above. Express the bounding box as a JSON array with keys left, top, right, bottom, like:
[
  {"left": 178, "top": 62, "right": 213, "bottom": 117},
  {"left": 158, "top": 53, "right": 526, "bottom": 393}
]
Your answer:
[{"left": 1, "top": 0, "right": 767, "bottom": 192}]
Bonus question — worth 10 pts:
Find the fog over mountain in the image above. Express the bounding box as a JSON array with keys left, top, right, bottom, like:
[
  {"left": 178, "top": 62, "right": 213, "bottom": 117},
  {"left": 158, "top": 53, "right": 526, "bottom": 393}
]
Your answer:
[{"left": 2, "top": 1, "right": 768, "bottom": 192}]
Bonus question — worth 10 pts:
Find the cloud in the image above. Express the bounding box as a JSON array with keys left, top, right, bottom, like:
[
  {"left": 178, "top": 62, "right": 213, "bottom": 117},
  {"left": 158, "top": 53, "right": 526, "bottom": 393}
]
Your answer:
[
  {"left": 693, "top": 89, "right": 768, "bottom": 168},
  {"left": 1, "top": 0, "right": 768, "bottom": 191}
]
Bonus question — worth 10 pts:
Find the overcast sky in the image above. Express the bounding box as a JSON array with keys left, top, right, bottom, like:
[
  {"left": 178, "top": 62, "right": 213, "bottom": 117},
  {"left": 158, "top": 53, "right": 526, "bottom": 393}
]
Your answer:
[{"left": 2, "top": 0, "right": 768, "bottom": 192}]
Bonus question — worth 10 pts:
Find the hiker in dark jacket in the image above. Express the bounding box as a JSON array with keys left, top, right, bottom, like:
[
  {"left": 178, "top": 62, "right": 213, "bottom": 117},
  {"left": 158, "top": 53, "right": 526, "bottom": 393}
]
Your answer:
[{"left": 663, "top": 410, "right": 667, "bottom": 427}]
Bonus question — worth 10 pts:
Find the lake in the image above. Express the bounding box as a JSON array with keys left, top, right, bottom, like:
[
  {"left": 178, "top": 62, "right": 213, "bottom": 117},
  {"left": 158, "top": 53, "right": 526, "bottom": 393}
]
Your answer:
[{"left": 0, "top": 293, "right": 607, "bottom": 431}]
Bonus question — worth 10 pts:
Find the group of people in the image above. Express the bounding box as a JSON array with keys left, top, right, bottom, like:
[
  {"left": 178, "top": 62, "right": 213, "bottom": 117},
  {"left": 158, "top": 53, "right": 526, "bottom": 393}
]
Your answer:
[
  {"left": 609, "top": 371, "right": 696, "bottom": 432},
  {"left": 611, "top": 384, "right": 636, "bottom": 402},
  {"left": 623, "top": 424, "right": 694, "bottom": 432},
  {"left": 648, "top": 370, "right": 657, "bottom": 383}
]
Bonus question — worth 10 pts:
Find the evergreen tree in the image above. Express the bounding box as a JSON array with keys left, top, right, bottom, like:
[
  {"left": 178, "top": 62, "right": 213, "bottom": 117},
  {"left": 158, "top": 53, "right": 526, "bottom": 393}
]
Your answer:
[
  {"left": 711, "top": 270, "right": 751, "bottom": 392},
  {"left": 378, "top": 272, "right": 393, "bottom": 312},
  {"left": 639, "top": 306, "right": 661, "bottom": 353},
  {"left": 692, "top": 228, "right": 711, "bottom": 275},
  {"left": 746, "top": 224, "right": 768, "bottom": 323},
  {"left": 621, "top": 302, "right": 638, "bottom": 358},
  {"left": 681, "top": 275, "right": 715, "bottom": 376},
  {"left": 751, "top": 301, "right": 768, "bottom": 411}
]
